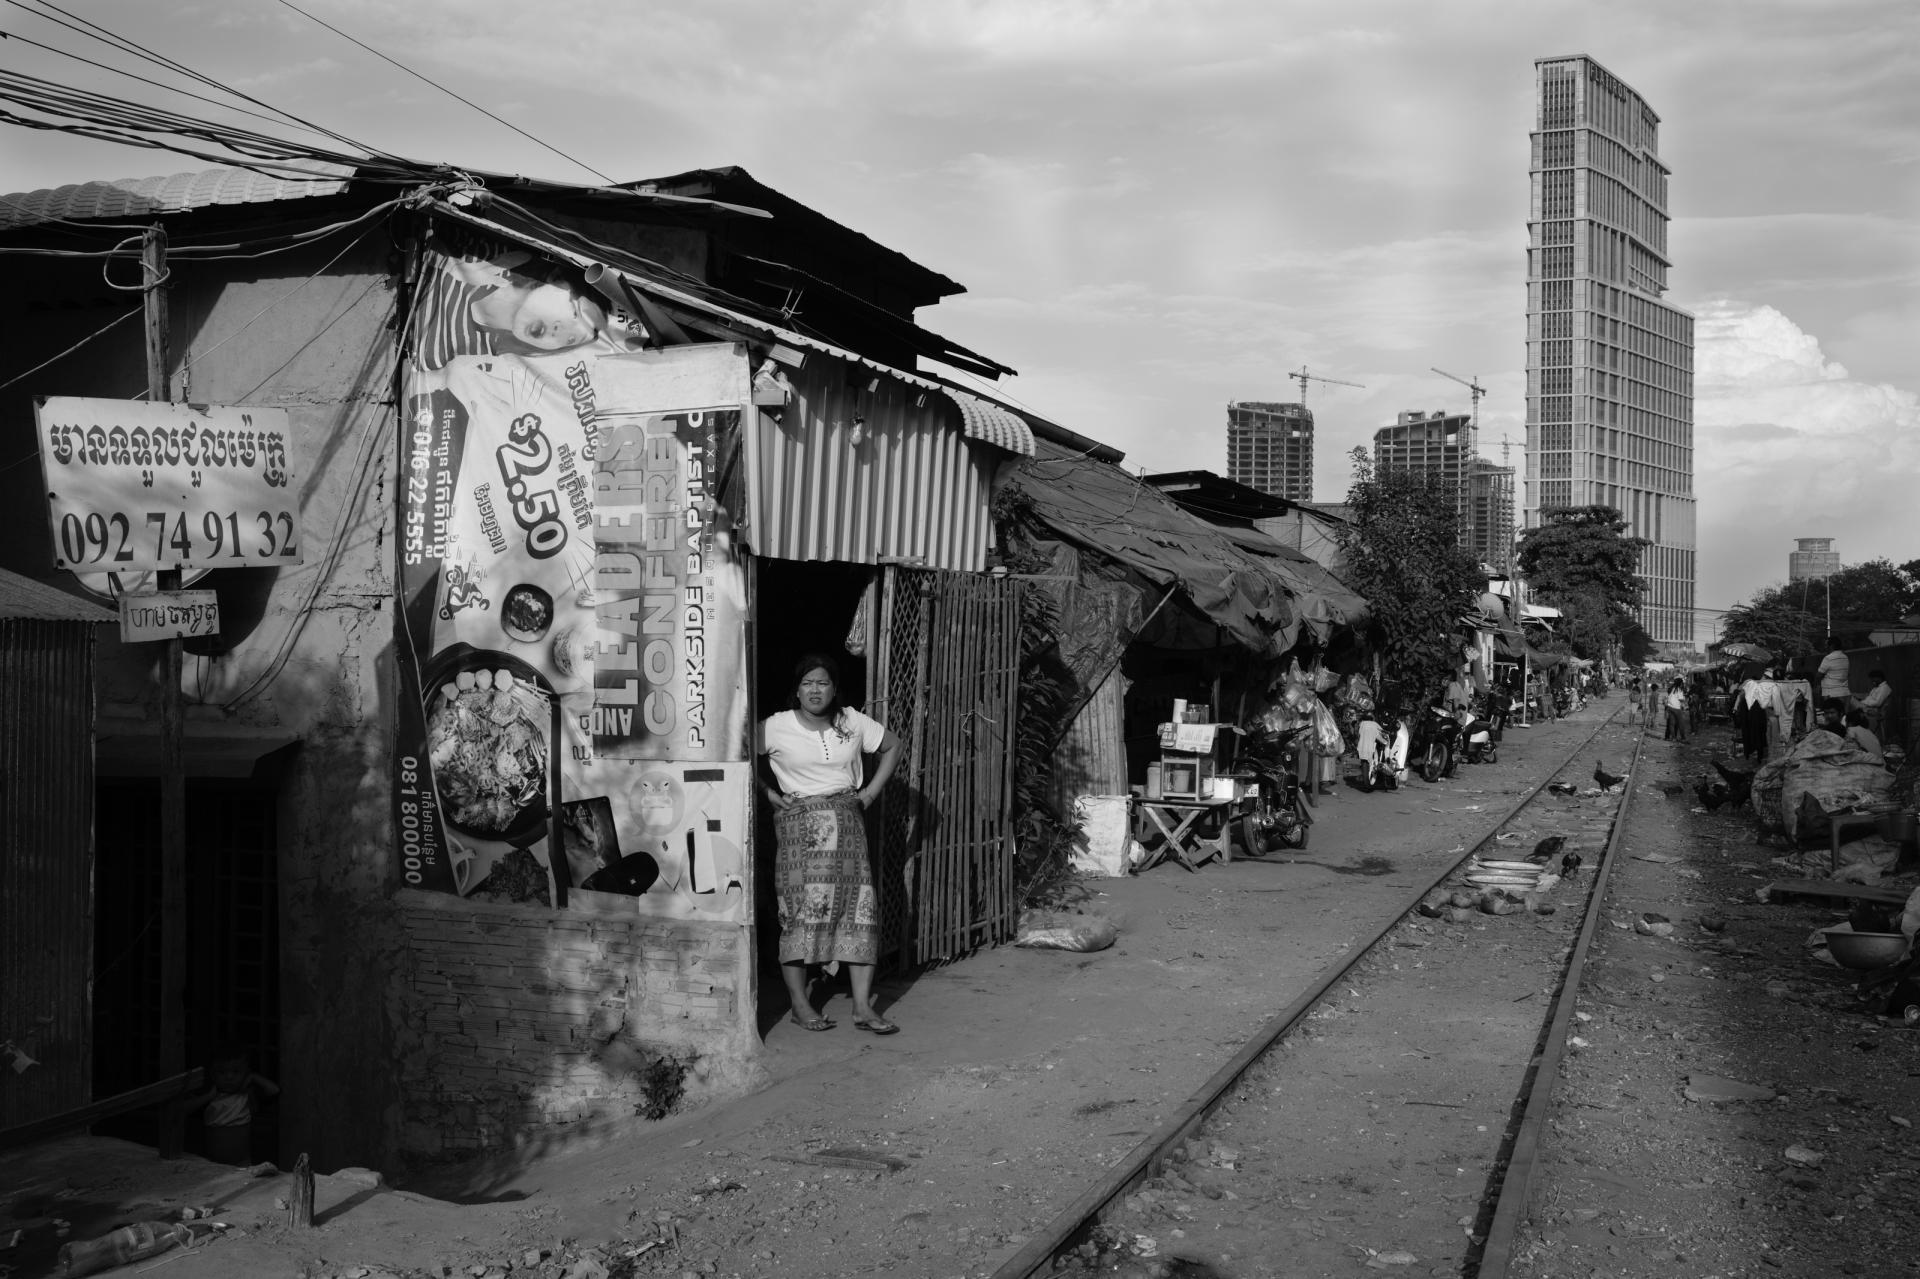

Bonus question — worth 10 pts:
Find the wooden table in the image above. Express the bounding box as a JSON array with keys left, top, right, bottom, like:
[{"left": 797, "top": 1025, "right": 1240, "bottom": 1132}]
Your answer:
[{"left": 1131, "top": 796, "right": 1253, "bottom": 872}]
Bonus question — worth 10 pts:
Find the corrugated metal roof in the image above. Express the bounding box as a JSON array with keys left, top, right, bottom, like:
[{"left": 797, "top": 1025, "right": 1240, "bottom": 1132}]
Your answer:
[
  {"left": 743, "top": 359, "right": 994, "bottom": 572},
  {"left": 0, "top": 569, "right": 118, "bottom": 623},
  {"left": 944, "top": 390, "right": 1035, "bottom": 457},
  {"left": 0, "top": 163, "right": 355, "bottom": 232}
]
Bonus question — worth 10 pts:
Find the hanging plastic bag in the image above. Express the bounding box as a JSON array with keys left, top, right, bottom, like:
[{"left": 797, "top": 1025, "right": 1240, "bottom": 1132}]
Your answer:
[
  {"left": 1341, "top": 674, "right": 1375, "bottom": 714},
  {"left": 1311, "top": 699, "right": 1345, "bottom": 756},
  {"left": 1310, "top": 660, "right": 1340, "bottom": 694}
]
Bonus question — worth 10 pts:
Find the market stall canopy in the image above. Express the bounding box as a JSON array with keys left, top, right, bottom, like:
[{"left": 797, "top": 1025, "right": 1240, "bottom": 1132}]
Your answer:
[
  {"left": 1007, "top": 454, "right": 1301, "bottom": 654},
  {"left": 1217, "top": 525, "right": 1370, "bottom": 639}
]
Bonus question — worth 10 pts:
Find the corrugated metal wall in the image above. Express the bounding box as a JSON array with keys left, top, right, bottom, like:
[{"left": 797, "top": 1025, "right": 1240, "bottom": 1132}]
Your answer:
[
  {"left": 743, "top": 359, "right": 994, "bottom": 572},
  {"left": 0, "top": 619, "right": 96, "bottom": 1128},
  {"left": 1049, "top": 666, "right": 1131, "bottom": 811}
]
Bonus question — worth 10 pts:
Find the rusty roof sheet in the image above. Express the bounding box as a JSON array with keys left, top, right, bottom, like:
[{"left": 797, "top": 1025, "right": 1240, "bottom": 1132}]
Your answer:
[
  {"left": 0, "top": 568, "right": 117, "bottom": 623},
  {"left": 0, "top": 163, "right": 356, "bottom": 232}
]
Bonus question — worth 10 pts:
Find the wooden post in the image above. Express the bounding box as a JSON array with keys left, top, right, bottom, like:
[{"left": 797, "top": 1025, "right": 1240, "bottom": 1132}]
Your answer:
[
  {"left": 145, "top": 224, "right": 189, "bottom": 1160},
  {"left": 288, "top": 1152, "right": 314, "bottom": 1227}
]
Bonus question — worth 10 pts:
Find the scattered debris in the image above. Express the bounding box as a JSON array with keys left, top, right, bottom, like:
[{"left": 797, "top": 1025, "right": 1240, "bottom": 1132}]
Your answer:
[
  {"left": 1635, "top": 913, "right": 1675, "bottom": 937},
  {"left": 1685, "top": 1074, "right": 1777, "bottom": 1104},
  {"left": 1784, "top": 1145, "right": 1825, "bottom": 1167}
]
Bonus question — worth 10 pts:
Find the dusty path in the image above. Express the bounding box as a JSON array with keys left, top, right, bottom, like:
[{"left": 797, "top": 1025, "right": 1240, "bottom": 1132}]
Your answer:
[{"left": 3, "top": 702, "right": 1625, "bottom": 1279}]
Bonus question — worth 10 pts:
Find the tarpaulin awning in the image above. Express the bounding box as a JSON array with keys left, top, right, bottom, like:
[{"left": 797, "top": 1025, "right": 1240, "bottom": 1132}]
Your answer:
[
  {"left": 1219, "top": 525, "right": 1370, "bottom": 637},
  {"left": 1008, "top": 454, "right": 1300, "bottom": 654}
]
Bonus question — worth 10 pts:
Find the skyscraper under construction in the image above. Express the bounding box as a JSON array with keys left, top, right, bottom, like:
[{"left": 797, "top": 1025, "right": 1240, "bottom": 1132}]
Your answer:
[
  {"left": 1226, "top": 401, "right": 1314, "bottom": 501},
  {"left": 1526, "top": 54, "right": 1696, "bottom": 647},
  {"left": 1372, "top": 411, "right": 1515, "bottom": 570}
]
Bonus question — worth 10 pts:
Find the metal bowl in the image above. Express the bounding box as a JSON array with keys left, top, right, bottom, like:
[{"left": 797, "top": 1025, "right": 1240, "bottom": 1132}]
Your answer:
[{"left": 1822, "top": 928, "right": 1910, "bottom": 971}]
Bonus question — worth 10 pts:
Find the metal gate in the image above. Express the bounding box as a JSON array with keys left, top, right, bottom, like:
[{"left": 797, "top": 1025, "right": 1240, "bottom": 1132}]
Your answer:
[{"left": 869, "top": 566, "right": 1023, "bottom": 965}]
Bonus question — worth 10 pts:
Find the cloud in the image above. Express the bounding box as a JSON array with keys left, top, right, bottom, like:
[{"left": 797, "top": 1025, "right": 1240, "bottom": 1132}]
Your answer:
[{"left": 1692, "top": 300, "right": 1920, "bottom": 613}]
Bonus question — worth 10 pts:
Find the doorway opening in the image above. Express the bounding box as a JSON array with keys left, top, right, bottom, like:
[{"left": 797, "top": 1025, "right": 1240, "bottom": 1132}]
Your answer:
[
  {"left": 90, "top": 778, "right": 281, "bottom": 1163},
  {"left": 748, "top": 558, "right": 875, "bottom": 1032}
]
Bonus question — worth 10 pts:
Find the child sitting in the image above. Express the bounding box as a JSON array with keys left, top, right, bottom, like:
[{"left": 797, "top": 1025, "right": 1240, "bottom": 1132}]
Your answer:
[{"left": 187, "top": 1046, "right": 279, "bottom": 1166}]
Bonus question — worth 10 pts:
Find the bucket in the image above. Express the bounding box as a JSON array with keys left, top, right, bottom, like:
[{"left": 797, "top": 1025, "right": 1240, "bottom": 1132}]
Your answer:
[{"left": 1877, "top": 809, "right": 1917, "bottom": 846}]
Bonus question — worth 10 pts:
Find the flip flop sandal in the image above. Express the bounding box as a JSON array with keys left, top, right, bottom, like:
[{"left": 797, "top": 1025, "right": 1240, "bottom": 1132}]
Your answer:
[
  {"left": 852, "top": 1017, "right": 899, "bottom": 1036},
  {"left": 789, "top": 1012, "right": 834, "bottom": 1032}
]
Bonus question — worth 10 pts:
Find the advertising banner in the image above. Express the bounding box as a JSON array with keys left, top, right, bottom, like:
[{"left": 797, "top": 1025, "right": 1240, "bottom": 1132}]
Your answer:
[{"left": 394, "top": 229, "right": 749, "bottom": 921}]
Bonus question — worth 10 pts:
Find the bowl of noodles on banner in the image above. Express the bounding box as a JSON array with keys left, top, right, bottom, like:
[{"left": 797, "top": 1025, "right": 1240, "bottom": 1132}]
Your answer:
[{"left": 420, "top": 643, "right": 556, "bottom": 847}]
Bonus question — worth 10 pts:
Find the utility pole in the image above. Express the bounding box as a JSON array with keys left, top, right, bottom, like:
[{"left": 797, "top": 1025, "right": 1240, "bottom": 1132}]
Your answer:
[{"left": 145, "top": 224, "right": 187, "bottom": 1160}]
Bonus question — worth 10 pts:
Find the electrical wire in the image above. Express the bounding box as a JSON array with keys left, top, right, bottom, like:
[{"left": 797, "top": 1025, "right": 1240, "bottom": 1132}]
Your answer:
[
  {"left": 8, "top": 0, "right": 393, "bottom": 157},
  {"left": 0, "top": 19, "right": 377, "bottom": 154},
  {"left": 271, "top": 0, "right": 613, "bottom": 185},
  {"left": 0, "top": 301, "right": 139, "bottom": 392}
]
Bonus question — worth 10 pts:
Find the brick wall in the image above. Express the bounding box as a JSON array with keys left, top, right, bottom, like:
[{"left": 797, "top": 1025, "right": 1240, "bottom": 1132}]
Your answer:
[{"left": 393, "top": 890, "right": 757, "bottom": 1158}]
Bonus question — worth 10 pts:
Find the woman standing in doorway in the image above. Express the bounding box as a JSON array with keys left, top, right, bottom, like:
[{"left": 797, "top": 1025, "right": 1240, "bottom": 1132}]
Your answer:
[{"left": 755, "top": 654, "right": 905, "bottom": 1034}]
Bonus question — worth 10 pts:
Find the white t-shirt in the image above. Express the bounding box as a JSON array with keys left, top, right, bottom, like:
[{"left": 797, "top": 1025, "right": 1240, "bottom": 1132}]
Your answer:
[
  {"left": 1818, "top": 650, "right": 1850, "bottom": 700},
  {"left": 757, "top": 708, "right": 887, "bottom": 797}
]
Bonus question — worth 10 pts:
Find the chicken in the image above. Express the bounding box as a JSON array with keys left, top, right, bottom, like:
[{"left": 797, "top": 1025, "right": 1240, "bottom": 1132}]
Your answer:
[
  {"left": 1694, "top": 779, "right": 1729, "bottom": 812},
  {"left": 1529, "top": 835, "right": 1567, "bottom": 862},
  {"left": 1594, "top": 760, "right": 1627, "bottom": 791},
  {"left": 1710, "top": 760, "right": 1756, "bottom": 805},
  {"left": 1561, "top": 851, "right": 1583, "bottom": 876}
]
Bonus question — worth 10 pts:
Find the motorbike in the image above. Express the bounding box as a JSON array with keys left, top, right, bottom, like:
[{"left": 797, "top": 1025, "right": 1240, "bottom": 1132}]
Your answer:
[
  {"left": 1408, "top": 702, "right": 1463, "bottom": 783},
  {"left": 1457, "top": 705, "right": 1498, "bottom": 764},
  {"left": 1230, "top": 723, "right": 1314, "bottom": 852},
  {"left": 1353, "top": 713, "right": 1409, "bottom": 792}
]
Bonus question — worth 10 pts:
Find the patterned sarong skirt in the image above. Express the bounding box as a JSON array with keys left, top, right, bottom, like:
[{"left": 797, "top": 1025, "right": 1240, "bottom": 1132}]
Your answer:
[{"left": 774, "top": 791, "right": 880, "bottom": 965}]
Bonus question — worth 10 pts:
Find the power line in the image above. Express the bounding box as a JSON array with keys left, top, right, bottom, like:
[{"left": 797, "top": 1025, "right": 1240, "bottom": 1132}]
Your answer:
[
  {"left": 2, "top": 0, "right": 386, "bottom": 157},
  {"left": 272, "top": 0, "right": 614, "bottom": 185}
]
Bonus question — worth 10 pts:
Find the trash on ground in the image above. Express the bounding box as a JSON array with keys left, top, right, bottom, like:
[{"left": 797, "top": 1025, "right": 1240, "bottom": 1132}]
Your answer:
[
  {"left": 1784, "top": 1145, "right": 1825, "bottom": 1166},
  {"left": 1684, "top": 1074, "right": 1776, "bottom": 1104},
  {"left": 1014, "top": 910, "right": 1118, "bottom": 952},
  {"left": 1635, "top": 913, "right": 1675, "bottom": 937}
]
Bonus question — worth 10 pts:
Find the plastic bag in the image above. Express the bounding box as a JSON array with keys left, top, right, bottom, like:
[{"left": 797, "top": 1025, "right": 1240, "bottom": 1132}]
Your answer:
[
  {"left": 1014, "top": 910, "right": 1118, "bottom": 952},
  {"left": 1309, "top": 660, "right": 1340, "bottom": 694},
  {"left": 1311, "top": 700, "right": 1345, "bottom": 756},
  {"left": 1340, "top": 674, "right": 1375, "bottom": 714}
]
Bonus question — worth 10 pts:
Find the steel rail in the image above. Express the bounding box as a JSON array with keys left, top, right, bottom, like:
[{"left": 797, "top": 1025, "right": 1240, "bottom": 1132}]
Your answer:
[
  {"left": 1473, "top": 728, "right": 1646, "bottom": 1275},
  {"left": 988, "top": 707, "right": 1630, "bottom": 1279}
]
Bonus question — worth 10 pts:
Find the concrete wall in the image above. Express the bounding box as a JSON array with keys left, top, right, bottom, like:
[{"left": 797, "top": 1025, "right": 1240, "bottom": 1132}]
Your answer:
[
  {"left": 4, "top": 236, "right": 405, "bottom": 1171},
  {"left": 392, "top": 891, "right": 757, "bottom": 1159}
]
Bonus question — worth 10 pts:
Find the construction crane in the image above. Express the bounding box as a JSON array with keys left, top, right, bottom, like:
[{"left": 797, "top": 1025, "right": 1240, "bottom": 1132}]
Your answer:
[
  {"left": 1431, "top": 367, "right": 1485, "bottom": 459},
  {"left": 1288, "top": 365, "right": 1365, "bottom": 404}
]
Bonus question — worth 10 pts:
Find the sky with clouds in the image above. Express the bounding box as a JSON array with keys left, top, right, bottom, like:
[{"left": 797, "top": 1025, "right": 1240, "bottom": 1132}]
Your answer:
[{"left": 2, "top": 0, "right": 1914, "bottom": 641}]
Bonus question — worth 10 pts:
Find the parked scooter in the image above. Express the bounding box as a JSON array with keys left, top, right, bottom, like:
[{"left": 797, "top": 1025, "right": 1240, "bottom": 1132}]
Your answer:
[
  {"left": 1353, "top": 711, "right": 1410, "bottom": 792},
  {"left": 1231, "top": 723, "right": 1314, "bottom": 852},
  {"left": 1409, "top": 700, "right": 1463, "bottom": 782},
  {"left": 1457, "top": 705, "right": 1498, "bottom": 764}
]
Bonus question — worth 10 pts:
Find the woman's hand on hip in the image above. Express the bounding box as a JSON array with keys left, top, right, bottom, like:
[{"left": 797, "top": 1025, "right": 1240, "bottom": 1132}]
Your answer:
[{"left": 765, "top": 790, "right": 794, "bottom": 811}]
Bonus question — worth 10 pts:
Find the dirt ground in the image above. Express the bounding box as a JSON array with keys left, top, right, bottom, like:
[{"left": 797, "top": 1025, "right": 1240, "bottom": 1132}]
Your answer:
[
  {"left": 22, "top": 698, "right": 1895, "bottom": 1279},
  {"left": 1509, "top": 718, "right": 1920, "bottom": 1278}
]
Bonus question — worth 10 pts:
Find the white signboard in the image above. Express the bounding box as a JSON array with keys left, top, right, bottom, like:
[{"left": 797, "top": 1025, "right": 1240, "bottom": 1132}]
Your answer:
[
  {"left": 119, "top": 590, "right": 221, "bottom": 642},
  {"left": 35, "top": 397, "right": 301, "bottom": 573}
]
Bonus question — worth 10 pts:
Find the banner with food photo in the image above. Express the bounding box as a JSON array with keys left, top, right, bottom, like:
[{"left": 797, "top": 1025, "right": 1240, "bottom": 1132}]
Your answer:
[{"left": 395, "top": 231, "right": 749, "bottom": 916}]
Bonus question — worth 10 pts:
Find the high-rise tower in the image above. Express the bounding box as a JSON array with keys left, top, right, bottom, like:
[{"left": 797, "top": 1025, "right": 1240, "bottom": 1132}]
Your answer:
[
  {"left": 1226, "top": 401, "right": 1314, "bottom": 501},
  {"left": 1526, "top": 55, "right": 1696, "bottom": 647}
]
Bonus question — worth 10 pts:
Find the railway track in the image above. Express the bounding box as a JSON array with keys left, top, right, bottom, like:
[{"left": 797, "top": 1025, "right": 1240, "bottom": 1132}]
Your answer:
[{"left": 991, "top": 709, "right": 1646, "bottom": 1279}]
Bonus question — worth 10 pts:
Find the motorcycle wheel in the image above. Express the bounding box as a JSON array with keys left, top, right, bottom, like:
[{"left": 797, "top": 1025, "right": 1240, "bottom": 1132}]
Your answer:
[{"left": 1420, "top": 748, "right": 1443, "bottom": 784}]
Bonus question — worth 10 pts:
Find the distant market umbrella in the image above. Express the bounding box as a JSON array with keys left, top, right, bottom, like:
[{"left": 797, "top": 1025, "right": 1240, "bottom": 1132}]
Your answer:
[{"left": 1716, "top": 642, "right": 1773, "bottom": 662}]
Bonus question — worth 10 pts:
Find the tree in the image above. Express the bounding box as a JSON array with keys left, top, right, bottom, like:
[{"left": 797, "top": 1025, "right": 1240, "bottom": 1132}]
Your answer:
[
  {"left": 1515, "top": 505, "right": 1649, "bottom": 660},
  {"left": 1336, "top": 449, "right": 1483, "bottom": 709},
  {"left": 1722, "top": 558, "right": 1920, "bottom": 654}
]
